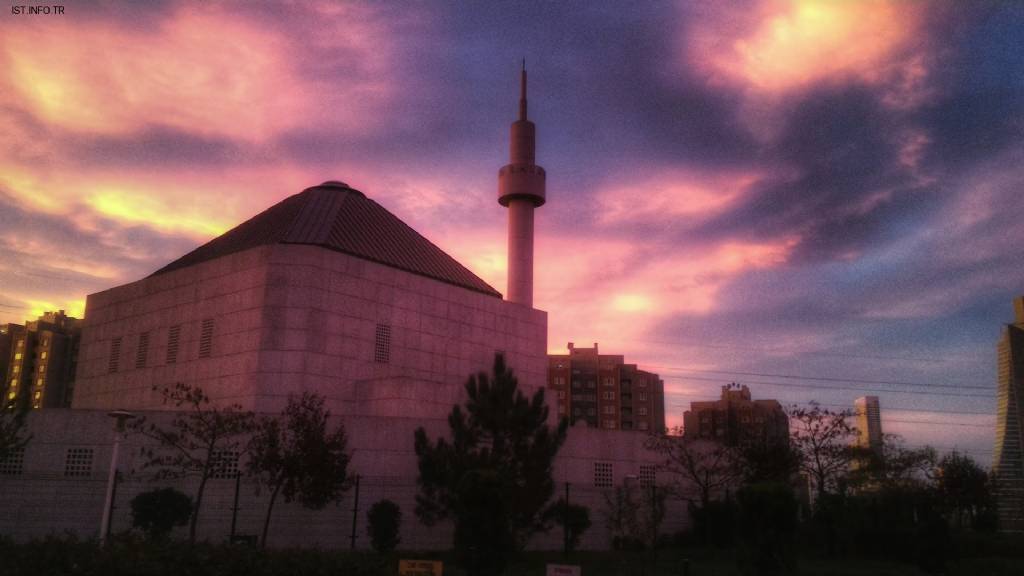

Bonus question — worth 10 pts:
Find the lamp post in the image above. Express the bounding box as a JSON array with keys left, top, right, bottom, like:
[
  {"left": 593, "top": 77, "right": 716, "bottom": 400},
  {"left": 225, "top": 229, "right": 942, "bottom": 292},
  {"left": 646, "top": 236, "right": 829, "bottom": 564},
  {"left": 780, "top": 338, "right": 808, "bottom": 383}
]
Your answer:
[{"left": 100, "top": 409, "right": 135, "bottom": 547}]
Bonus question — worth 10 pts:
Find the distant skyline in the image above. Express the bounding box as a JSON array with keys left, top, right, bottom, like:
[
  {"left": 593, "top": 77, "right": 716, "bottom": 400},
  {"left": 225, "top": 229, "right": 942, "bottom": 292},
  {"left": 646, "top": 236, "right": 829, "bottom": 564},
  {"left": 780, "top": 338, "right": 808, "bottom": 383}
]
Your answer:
[{"left": 2, "top": 1, "right": 1022, "bottom": 463}]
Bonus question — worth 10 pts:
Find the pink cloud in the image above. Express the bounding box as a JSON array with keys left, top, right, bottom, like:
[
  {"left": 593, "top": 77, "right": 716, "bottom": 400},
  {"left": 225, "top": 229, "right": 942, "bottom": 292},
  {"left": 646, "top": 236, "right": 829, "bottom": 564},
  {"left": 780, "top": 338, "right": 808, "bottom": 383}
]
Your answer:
[
  {"left": 0, "top": 4, "right": 394, "bottom": 141},
  {"left": 595, "top": 168, "right": 759, "bottom": 225}
]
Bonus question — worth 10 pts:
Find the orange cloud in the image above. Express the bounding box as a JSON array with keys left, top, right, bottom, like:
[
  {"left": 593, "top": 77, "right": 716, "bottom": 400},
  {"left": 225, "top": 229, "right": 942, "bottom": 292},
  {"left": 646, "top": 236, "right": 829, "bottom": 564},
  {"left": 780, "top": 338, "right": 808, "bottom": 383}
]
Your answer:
[{"left": 691, "top": 0, "right": 924, "bottom": 94}]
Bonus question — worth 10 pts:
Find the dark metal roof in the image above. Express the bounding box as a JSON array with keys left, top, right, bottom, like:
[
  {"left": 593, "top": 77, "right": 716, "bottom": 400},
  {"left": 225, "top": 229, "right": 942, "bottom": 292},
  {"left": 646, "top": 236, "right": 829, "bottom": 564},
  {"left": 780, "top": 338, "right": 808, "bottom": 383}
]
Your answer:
[{"left": 150, "top": 182, "right": 503, "bottom": 298}]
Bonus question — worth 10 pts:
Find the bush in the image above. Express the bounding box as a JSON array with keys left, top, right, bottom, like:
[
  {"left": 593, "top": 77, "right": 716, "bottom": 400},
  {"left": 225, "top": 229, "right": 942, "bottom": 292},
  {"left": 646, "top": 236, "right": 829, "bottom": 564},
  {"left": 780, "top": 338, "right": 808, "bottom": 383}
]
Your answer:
[
  {"left": 366, "top": 499, "right": 401, "bottom": 553},
  {"left": 736, "top": 483, "right": 799, "bottom": 576},
  {"left": 130, "top": 487, "right": 193, "bottom": 540}
]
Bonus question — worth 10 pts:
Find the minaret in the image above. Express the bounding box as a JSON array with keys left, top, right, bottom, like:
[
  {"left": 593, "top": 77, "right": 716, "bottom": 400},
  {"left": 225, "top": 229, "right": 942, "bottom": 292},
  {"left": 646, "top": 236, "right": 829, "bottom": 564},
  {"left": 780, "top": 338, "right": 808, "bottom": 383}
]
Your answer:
[{"left": 498, "top": 61, "right": 546, "bottom": 307}]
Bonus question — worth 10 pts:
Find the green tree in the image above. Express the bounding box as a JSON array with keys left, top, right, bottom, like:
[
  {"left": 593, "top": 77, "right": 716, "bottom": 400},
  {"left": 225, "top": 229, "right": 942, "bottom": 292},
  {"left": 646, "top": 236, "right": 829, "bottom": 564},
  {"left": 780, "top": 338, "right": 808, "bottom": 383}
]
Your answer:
[
  {"left": 130, "top": 487, "right": 193, "bottom": 540},
  {"left": 847, "top": 434, "right": 936, "bottom": 492},
  {"left": 788, "top": 403, "right": 857, "bottom": 501},
  {"left": 413, "top": 353, "right": 568, "bottom": 575},
  {"left": 247, "top": 392, "right": 351, "bottom": 547},
  {"left": 367, "top": 499, "right": 402, "bottom": 553},
  {"left": 131, "top": 383, "right": 256, "bottom": 543}
]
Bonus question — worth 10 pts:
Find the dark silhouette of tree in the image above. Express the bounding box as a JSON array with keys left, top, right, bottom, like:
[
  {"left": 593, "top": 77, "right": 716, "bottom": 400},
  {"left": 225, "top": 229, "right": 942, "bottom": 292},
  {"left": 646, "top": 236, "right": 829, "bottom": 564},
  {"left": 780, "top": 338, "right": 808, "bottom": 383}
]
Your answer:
[
  {"left": 542, "top": 499, "right": 591, "bottom": 552},
  {"left": 0, "top": 380, "right": 31, "bottom": 462},
  {"left": 935, "top": 451, "right": 992, "bottom": 530},
  {"left": 131, "top": 383, "right": 255, "bottom": 543},
  {"left": 247, "top": 392, "right": 351, "bottom": 548},
  {"left": 603, "top": 483, "right": 666, "bottom": 550},
  {"left": 413, "top": 353, "right": 568, "bottom": 575},
  {"left": 848, "top": 434, "right": 936, "bottom": 492},
  {"left": 788, "top": 402, "right": 857, "bottom": 500},
  {"left": 367, "top": 499, "right": 402, "bottom": 553},
  {"left": 130, "top": 487, "right": 193, "bottom": 540},
  {"left": 645, "top": 429, "right": 743, "bottom": 507}
]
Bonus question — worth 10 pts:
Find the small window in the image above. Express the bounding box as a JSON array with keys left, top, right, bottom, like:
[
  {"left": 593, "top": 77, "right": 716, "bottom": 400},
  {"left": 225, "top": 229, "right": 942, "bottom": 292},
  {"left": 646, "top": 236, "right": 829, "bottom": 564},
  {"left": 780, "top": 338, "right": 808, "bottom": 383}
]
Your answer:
[
  {"left": 166, "top": 325, "right": 181, "bottom": 364},
  {"left": 198, "top": 318, "right": 214, "bottom": 358},
  {"left": 39, "top": 365, "right": 45, "bottom": 374},
  {"left": 15, "top": 340, "right": 23, "bottom": 348},
  {"left": 639, "top": 392, "right": 647, "bottom": 401},
  {"left": 374, "top": 324, "right": 391, "bottom": 363},
  {"left": 14, "top": 353, "right": 21, "bottom": 360},
  {"left": 603, "top": 419, "right": 617, "bottom": 429},
  {"left": 638, "top": 407, "right": 648, "bottom": 416},
  {"left": 64, "top": 448, "right": 94, "bottom": 477},
  {"left": 40, "top": 351, "right": 47, "bottom": 360},
  {"left": 136, "top": 331, "right": 150, "bottom": 369},
  {"left": 11, "top": 365, "right": 18, "bottom": 373},
  {"left": 638, "top": 422, "right": 649, "bottom": 431},
  {"left": 602, "top": 391, "right": 616, "bottom": 401},
  {"left": 602, "top": 405, "right": 615, "bottom": 415},
  {"left": 557, "top": 390, "right": 566, "bottom": 400},
  {"left": 108, "top": 337, "right": 122, "bottom": 373},
  {"left": 0, "top": 447, "right": 25, "bottom": 476},
  {"left": 639, "top": 464, "right": 656, "bottom": 487},
  {"left": 210, "top": 450, "right": 240, "bottom": 479},
  {"left": 594, "top": 462, "right": 613, "bottom": 488}
]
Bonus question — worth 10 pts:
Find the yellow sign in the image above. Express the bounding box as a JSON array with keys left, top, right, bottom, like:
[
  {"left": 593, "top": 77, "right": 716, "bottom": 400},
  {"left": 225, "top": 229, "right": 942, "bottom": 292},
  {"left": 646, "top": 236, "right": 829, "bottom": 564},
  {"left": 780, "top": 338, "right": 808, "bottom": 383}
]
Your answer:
[{"left": 398, "top": 559, "right": 443, "bottom": 576}]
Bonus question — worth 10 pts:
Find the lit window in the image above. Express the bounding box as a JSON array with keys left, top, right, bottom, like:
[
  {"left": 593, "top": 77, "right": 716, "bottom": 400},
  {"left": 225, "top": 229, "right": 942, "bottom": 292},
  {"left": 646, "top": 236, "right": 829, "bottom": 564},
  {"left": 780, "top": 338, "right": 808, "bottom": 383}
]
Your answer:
[
  {"left": 33, "top": 391, "right": 41, "bottom": 400},
  {"left": 40, "top": 351, "right": 47, "bottom": 360},
  {"left": 374, "top": 324, "right": 391, "bottom": 363},
  {"left": 6, "top": 392, "right": 14, "bottom": 400},
  {"left": 14, "top": 353, "right": 21, "bottom": 360},
  {"left": 64, "top": 448, "right": 94, "bottom": 477},
  {"left": 16, "top": 340, "right": 23, "bottom": 348},
  {"left": 39, "top": 365, "right": 45, "bottom": 373},
  {"left": 594, "top": 462, "right": 613, "bottom": 487},
  {"left": 12, "top": 365, "right": 18, "bottom": 373},
  {"left": 36, "top": 378, "right": 43, "bottom": 386}
]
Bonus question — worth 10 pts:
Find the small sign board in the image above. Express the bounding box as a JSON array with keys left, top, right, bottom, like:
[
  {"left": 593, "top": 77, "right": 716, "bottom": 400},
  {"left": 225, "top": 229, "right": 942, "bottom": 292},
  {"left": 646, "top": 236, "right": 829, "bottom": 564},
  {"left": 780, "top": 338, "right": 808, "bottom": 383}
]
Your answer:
[
  {"left": 398, "top": 559, "right": 443, "bottom": 576},
  {"left": 546, "top": 564, "right": 581, "bottom": 576}
]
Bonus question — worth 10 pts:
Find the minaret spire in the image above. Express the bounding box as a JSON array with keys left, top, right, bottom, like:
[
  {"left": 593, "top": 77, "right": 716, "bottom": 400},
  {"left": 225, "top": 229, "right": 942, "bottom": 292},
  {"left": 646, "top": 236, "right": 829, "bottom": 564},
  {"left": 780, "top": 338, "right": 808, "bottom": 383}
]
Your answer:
[
  {"left": 519, "top": 59, "right": 527, "bottom": 120},
  {"left": 498, "top": 62, "right": 546, "bottom": 307}
]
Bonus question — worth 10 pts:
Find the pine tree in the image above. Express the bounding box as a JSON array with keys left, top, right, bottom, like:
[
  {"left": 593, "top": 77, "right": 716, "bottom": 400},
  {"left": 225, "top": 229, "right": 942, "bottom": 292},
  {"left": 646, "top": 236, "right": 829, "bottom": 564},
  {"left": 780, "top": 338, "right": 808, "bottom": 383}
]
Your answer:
[{"left": 413, "top": 353, "right": 568, "bottom": 574}]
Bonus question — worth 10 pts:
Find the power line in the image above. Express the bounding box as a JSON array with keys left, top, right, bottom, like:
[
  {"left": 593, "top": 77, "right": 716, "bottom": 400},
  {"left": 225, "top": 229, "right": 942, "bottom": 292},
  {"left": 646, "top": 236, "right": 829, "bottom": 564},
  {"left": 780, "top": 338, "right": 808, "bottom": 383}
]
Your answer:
[
  {"left": 661, "top": 372, "right": 994, "bottom": 399},
  {"left": 667, "top": 401, "right": 996, "bottom": 418},
  {"left": 646, "top": 363, "right": 991, "bottom": 391}
]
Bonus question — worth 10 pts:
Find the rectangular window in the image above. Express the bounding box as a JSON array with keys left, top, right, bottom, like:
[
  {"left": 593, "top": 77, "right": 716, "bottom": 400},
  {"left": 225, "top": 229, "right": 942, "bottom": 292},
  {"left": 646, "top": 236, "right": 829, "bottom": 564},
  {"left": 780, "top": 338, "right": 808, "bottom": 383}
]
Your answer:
[
  {"left": 64, "top": 448, "right": 94, "bottom": 477},
  {"left": 108, "top": 337, "right": 122, "bottom": 374},
  {"left": 374, "top": 323, "right": 391, "bottom": 363},
  {"left": 39, "top": 365, "right": 45, "bottom": 373},
  {"left": 639, "top": 392, "right": 647, "bottom": 401},
  {"left": 15, "top": 340, "right": 23, "bottom": 348},
  {"left": 166, "top": 325, "right": 181, "bottom": 364},
  {"left": 594, "top": 462, "right": 613, "bottom": 488},
  {"left": 210, "top": 450, "right": 240, "bottom": 479},
  {"left": 602, "top": 391, "right": 616, "bottom": 401},
  {"left": 603, "top": 419, "right": 617, "bottom": 429},
  {"left": 136, "top": 331, "right": 150, "bottom": 369},
  {"left": 557, "top": 390, "right": 566, "bottom": 400},
  {"left": 638, "top": 407, "right": 648, "bottom": 416},
  {"left": 40, "top": 351, "right": 47, "bottom": 360},
  {"left": 198, "top": 318, "right": 214, "bottom": 358},
  {"left": 603, "top": 377, "right": 615, "bottom": 387},
  {"left": 12, "top": 365, "right": 18, "bottom": 373},
  {"left": 639, "top": 464, "right": 656, "bottom": 487},
  {"left": 638, "top": 422, "right": 649, "bottom": 431},
  {"left": 14, "top": 353, "right": 21, "bottom": 360},
  {"left": 602, "top": 405, "right": 615, "bottom": 415},
  {"left": 0, "top": 447, "right": 24, "bottom": 475}
]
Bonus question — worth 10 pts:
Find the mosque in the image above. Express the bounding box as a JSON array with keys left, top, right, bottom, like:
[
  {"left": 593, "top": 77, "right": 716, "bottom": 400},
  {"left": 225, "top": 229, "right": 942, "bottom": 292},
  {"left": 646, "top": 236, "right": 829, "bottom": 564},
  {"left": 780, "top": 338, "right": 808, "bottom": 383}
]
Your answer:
[{"left": 0, "top": 69, "right": 687, "bottom": 549}]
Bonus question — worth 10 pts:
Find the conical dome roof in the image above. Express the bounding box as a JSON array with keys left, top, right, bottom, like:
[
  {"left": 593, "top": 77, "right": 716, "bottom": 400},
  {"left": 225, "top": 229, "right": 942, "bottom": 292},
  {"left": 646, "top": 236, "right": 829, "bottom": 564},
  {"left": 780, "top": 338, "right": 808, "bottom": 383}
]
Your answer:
[{"left": 151, "top": 181, "right": 502, "bottom": 298}]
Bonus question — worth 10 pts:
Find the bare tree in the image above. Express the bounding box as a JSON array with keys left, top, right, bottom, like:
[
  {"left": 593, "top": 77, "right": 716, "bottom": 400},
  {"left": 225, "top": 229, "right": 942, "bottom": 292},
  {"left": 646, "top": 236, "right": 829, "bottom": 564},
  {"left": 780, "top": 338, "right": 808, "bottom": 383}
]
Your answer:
[
  {"left": 848, "top": 433, "right": 936, "bottom": 492},
  {"left": 788, "top": 403, "right": 857, "bottom": 500},
  {"left": 646, "top": 428, "right": 742, "bottom": 507},
  {"left": 131, "top": 383, "right": 255, "bottom": 543}
]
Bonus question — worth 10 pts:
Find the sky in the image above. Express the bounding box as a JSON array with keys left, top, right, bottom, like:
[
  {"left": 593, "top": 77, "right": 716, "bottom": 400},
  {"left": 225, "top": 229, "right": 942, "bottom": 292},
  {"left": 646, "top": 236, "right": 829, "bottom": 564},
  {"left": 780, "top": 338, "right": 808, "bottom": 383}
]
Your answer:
[{"left": 2, "top": 1, "right": 1022, "bottom": 465}]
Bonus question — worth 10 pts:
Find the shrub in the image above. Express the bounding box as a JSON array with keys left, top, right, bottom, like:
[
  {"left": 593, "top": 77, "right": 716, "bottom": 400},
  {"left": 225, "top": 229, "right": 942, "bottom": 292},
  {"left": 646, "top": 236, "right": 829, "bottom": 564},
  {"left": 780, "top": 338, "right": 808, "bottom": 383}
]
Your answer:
[
  {"left": 130, "top": 487, "right": 193, "bottom": 540},
  {"left": 366, "top": 499, "right": 402, "bottom": 553}
]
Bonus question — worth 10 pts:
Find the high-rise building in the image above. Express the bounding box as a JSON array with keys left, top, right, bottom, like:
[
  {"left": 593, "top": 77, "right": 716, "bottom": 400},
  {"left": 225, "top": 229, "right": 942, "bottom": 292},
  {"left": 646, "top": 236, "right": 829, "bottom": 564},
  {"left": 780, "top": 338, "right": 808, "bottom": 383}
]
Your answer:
[
  {"left": 994, "top": 296, "right": 1024, "bottom": 532},
  {"left": 683, "top": 383, "right": 789, "bottom": 446},
  {"left": 547, "top": 342, "right": 665, "bottom": 432},
  {"left": 2, "top": 310, "right": 81, "bottom": 409},
  {"left": 854, "top": 396, "right": 883, "bottom": 452}
]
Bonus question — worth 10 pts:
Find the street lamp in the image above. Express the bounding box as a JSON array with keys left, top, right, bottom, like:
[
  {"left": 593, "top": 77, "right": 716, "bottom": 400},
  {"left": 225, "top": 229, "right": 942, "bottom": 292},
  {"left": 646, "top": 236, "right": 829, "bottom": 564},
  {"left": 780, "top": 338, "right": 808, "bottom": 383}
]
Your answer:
[{"left": 100, "top": 409, "right": 135, "bottom": 547}]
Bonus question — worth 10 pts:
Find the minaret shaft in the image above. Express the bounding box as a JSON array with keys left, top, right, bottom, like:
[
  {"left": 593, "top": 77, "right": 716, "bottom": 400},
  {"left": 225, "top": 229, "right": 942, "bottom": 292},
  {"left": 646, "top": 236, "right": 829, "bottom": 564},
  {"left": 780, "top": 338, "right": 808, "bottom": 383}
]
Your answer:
[{"left": 498, "top": 63, "right": 546, "bottom": 307}]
